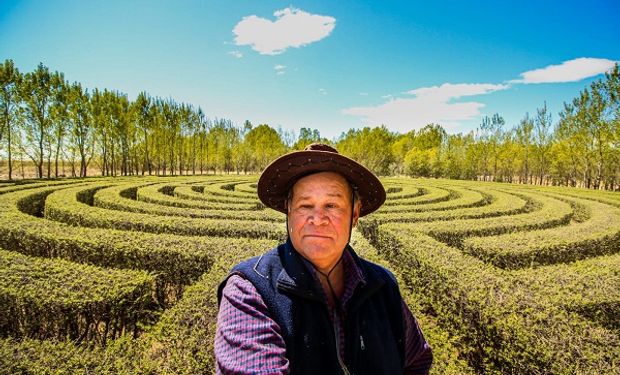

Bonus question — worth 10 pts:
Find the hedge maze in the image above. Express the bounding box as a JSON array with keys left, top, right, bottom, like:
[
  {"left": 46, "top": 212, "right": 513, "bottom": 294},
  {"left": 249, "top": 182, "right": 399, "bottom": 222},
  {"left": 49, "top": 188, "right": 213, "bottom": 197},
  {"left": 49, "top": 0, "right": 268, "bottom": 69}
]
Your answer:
[{"left": 0, "top": 176, "right": 618, "bottom": 374}]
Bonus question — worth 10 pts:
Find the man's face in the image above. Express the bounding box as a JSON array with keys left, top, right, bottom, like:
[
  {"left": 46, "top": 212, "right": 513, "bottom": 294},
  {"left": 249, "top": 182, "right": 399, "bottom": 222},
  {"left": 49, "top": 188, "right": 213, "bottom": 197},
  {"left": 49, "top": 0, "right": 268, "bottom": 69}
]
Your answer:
[{"left": 287, "top": 171, "right": 361, "bottom": 272}]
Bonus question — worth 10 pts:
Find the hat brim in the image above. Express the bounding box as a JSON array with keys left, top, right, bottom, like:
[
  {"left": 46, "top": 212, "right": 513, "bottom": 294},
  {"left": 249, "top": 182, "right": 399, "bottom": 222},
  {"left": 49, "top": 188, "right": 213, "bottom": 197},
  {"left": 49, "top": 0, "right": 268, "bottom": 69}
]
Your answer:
[{"left": 257, "top": 150, "right": 386, "bottom": 217}]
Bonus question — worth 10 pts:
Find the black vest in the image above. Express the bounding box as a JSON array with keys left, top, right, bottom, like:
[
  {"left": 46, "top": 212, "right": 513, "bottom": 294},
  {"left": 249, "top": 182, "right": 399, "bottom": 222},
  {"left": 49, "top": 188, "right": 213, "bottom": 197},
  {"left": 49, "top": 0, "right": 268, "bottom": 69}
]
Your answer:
[{"left": 217, "top": 239, "right": 405, "bottom": 375}]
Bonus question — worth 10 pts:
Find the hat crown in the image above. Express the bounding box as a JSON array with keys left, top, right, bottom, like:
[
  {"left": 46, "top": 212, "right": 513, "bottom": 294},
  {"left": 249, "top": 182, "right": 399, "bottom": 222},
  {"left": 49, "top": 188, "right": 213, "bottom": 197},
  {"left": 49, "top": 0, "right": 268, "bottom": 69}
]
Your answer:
[{"left": 304, "top": 143, "right": 338, "bottom": 154}]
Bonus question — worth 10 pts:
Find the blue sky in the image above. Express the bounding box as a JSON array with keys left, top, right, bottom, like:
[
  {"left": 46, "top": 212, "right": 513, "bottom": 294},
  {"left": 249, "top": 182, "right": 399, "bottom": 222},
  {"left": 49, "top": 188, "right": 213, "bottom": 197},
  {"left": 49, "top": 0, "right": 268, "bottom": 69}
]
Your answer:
[{"left": 1, "top": 0, "right": 619, "bottom": 140}]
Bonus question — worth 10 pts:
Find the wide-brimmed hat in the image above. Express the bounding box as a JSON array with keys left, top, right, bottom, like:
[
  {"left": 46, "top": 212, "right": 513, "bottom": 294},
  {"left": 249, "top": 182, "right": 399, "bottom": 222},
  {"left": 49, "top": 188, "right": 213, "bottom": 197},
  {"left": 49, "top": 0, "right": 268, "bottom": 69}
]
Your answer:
[{"left": 257, "top": 143, "right": 386, "bottom": 217}]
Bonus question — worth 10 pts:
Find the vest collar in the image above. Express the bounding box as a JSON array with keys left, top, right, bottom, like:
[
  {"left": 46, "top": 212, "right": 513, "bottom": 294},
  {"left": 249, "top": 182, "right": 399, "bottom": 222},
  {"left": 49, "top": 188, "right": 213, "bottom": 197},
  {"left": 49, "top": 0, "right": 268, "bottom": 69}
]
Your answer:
[{"left": 276, "top": 237, "right": 384, "bottom": 304}]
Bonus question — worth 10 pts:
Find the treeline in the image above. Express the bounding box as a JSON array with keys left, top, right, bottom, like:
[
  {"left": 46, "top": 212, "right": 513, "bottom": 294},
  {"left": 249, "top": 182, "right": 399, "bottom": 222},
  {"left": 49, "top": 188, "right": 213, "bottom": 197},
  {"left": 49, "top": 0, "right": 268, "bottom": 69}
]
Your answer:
[{"left": 1, "top": 59, "right": 619, "bottom": 190}]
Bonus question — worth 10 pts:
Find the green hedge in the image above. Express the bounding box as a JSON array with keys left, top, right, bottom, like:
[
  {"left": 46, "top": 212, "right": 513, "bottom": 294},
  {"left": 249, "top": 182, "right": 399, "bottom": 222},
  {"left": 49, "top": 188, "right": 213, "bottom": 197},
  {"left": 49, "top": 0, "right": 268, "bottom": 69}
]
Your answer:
[
  {"left": 0, "top": 185, "right": 278, "bottom": 304},
  {"left": 379, "top": 185, "right": 491, "bottom": 214},
  {"left": 44, "top": 184, "right": 286, "bottom": 240},
  {"left": 93, "top": 183, "right": 282, "bottom": 222},
  {"left": 411, "top": 189, "right": 573, "bottom": 246},
  {"left": 0, "top": 248, "right": 155, "bottom": 345},
  {"left": 136, "top": 183, "right": 260, "bottom": 210},
  {"left": 364, "top": 223, "right": 619, "bottom": 374},
  {"left": 174, "top": 185, "right": 258, "bottom": 204},
  {"left": 382, "top": 181, "right": 425, "bottom": 200},
  {"left": 509, "top": 253, "right": 620, "bottom": 331},
  {"left": 201, "top": 180, "right": 257, "bottom": 199},
  {"left": 373, "top": 188, "right": 526, "bottom": 223},
  {"left": 462, "top": 194, "right": 620, "bottom": 268},
  {"left": 383, "top": 185, "right": 453, "bottom": 206}
]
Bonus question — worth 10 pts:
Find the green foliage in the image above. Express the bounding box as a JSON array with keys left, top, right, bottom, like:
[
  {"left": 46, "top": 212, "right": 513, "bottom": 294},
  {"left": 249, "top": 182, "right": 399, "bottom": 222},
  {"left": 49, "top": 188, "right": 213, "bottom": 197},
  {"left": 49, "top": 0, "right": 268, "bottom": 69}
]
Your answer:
[
  {"left": 337, "top": 125, "right": 396, "bottom": 175},
  {"left": 360, "top": 224, "right": 619, "bottom": 374},
  {"left": 0, "top": 248, "right": 156, "bottom": 344},
  {"left": 1, "top": 167, "right": 619, "bottom": 374}
]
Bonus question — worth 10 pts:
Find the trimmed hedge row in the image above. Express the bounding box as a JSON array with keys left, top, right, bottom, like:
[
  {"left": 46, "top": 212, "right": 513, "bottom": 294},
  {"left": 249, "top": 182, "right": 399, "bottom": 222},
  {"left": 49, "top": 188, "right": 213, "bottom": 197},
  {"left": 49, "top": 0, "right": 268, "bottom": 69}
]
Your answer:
[
  {"left": 462, "top": 193, "right": 620, "bottom": 268},
  {"left": 201, "top": 180, "right": 257, "bottom": 199},
  {"left": 411, "top": 189, "right": 574, "bottom": 246},
  {"left": 44, "top": 184, "right": 286, "bottom": 240},
  {"left": 0, "top": 336, "right": 158, "bottom": 374},
  {"left": 93, "top": 183, "right": 283, "bottom": 222},
  {"left": 373, "top": 188, "right": 525, "bottom": 223},
  {"left": 233, "top": 181, "right": 260, "bottom": 195},
  {"left": 383, "top": 185, "right": 453, "bottom": 206},
  {"left": 142, "top": 240, "right": 267, "bottom": 374},
  {"left": 174, "top": 185, "right": 258, "bottom": 204},
  {"left": 378, "top": 185, "right": 491, "bottom": 214},
  {"left": 0, "top": 248, "right": 155, "bottom": 345},
  {"left": 0, "top": 185, "right": 278, "bottom": 304},
  {"left": 509, "top": 253, "right": 620, "bottom": 331},
  {"left": 136, "top": 183, "right": 260, "bottom": 210},
  {"left": 500, "top": 182, "right": 620, "bottom": 208},
  {"left": 366, "top": 223, "right": 619, "bottom": 374},
  {"left": 382, "top": 181, "right": 425, "bottom": 200}
]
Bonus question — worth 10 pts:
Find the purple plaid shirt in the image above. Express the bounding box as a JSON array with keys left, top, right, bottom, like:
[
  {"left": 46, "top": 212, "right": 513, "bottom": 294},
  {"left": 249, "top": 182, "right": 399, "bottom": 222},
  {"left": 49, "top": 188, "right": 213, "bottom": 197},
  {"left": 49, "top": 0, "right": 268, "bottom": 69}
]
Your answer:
[{"left": 215, "top": 249, "right": 433, "bottom": 374}]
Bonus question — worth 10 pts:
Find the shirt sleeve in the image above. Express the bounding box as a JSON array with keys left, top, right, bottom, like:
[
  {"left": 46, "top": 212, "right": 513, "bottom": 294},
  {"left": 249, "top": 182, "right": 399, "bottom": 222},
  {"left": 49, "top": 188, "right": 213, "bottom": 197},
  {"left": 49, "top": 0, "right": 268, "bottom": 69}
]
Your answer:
[
  {"left": 402, "top": 300, "right": 433, "bottom": 375},
  {"left": 215, "top": 274, "right": 290, "bottom": 375}
]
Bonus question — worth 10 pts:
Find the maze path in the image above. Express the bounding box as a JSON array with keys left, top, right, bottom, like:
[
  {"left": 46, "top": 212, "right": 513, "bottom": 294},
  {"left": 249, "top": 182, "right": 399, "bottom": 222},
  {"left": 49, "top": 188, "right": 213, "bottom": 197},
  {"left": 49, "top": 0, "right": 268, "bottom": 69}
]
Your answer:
[
  {"left": 44, "top": 183, "right": 285, "bottom": 239},
  {"left": 382, "top": 185, "right": 452, "bottom": 206},
  {"left": 409, "top": 189, "right": 575, "bottom": 245},
  {"left": 136, "top": 182, "right": 260, "bottom": 210},
  {"left": 371, "top": 225, "right": 619, "bottom": 374},
  {"left": 93, "top": 183, "right": 283, "bottom": 222},
  {"left": 0, "top": 182, "right": 277, "bottom": 304},
  {"left": 0, "top": 248, "right": 154, "bottom": 344},
  {"left": 463, "top": 192, "right": 620, "bottom": 268},
  {"left": 1, "top": 176, "right": 617, "bottom": 374},
  {"left": 376, "top": 187, "right": 526, "bottom": 222}
]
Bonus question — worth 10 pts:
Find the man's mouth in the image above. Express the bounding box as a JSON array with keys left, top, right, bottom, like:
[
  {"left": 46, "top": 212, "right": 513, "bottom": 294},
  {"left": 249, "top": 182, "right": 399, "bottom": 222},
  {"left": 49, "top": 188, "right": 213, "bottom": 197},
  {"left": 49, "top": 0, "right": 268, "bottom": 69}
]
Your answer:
[{"left": 304, "top": 234, "right": 331, "bottom": 239}]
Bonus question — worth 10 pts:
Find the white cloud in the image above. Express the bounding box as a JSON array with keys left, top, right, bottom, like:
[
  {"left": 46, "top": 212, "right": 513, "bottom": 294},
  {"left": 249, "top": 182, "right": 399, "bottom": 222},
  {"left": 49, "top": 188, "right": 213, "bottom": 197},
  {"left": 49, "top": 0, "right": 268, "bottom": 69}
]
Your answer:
[
  {"left": 233, "top": 7, "right": 336, "bottom": 55},
  {"left": 274, "top": 64, "right": 287, "bottom": 75},
  {"left": 359, "top": 92, "right": 369, "bottom": 96},
  {"left": 228, "top": 50, "right": 243, "bottom": 58},
  {"left": 512, "top": 57, "right": 617, "bottom": 84},
  {"left": 319, "top": 88, "right": 327, "bottom": 95},
  {"left": 342, "top": 83, "right": 508, "bottom": 133}
]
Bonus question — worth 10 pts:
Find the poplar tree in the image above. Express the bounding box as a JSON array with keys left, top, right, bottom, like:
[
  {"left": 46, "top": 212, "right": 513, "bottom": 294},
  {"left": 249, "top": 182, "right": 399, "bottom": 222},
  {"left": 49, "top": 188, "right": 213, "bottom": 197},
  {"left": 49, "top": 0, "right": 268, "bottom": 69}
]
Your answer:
[{"left": 0, "top": 59, "right": 21, "bottom": 180}]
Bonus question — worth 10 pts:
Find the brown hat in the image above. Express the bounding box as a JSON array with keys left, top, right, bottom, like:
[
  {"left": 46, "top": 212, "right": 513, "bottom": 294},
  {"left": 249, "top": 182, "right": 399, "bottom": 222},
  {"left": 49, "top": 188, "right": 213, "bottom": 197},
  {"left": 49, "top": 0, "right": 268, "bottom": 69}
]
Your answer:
[{"left": 257, "top": 143, "right": 386, "bottom": 217}]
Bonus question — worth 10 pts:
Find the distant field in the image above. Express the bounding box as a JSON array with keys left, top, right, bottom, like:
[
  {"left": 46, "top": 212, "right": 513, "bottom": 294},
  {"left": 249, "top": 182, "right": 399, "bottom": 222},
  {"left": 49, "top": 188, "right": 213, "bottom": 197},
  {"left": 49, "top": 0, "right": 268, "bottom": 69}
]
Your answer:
[{"left": 0, "top": 176, "right": 618, "bottom": 374}]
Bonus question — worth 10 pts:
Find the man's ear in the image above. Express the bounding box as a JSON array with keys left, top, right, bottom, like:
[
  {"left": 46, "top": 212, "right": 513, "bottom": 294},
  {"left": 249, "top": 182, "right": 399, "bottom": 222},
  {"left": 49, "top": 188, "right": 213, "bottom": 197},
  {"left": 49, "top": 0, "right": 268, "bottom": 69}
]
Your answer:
[{"left": 352, "top": 201, "right": 361, "bottom": 227}]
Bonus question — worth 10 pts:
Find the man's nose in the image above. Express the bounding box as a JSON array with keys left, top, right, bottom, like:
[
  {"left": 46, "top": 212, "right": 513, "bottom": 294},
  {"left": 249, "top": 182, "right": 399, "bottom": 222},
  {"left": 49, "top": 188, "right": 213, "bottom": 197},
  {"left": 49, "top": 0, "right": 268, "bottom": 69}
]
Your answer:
[{"left": 308, "top": 207, "right": 329, "bottom": 225}]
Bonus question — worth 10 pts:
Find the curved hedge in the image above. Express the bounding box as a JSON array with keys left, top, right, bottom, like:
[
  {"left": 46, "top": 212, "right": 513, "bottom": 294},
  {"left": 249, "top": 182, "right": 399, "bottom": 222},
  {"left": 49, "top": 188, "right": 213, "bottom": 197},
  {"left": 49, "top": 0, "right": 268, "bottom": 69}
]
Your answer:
[
  {"left": 1, "top": 175, "right": 618, "bottom": 374},
  {"left": 93, "top": 183, "right": 283, "bottom": 222},
  {"left": 0, "top": 248, "right": 155, "bottom": 345},
  {"left": 411, "top": 189, "right": 574, "bottom": 246},
  {"left": 373, "top": 188, "right": 527, "bottom": 223},
  {"left": 44, "top": 184, "right": 285, "bottom": 240},
  {"left": 366, "top": 224, "right": 619, "bottom": 374},
  {"left": 0, "top": 184, "right": 278, "bottom": 304},
  {"left": 136, "top": 183, "right": 260, "bottom": 210},
  {"left": 462, "top": 193, "right": 620, "bottom": 268}
]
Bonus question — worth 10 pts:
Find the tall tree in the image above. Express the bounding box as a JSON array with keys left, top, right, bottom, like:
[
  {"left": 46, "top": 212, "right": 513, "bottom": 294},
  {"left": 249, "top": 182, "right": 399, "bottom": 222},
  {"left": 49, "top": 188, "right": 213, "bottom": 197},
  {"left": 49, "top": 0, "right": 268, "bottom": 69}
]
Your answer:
[
  {"left": 243, "top": 124, "right": 286, "bottom": 172},
  {"left": 515, "top": 113, "right": 534, "bottom": 184},
  {"left": 67, "top": 82, "right": 94, "bottom": 177},
  {"left": 534, "top": 102, "right": 553, "bottom": 185},
  {"left": 337, "top": 126, "right": 395, "bottom": 175},
  {"left": 133, "top": 92, "right": 152, "bottom": 175},
  {"left": 0, "top": 59, "right": 21, "bottom": 180},
  {"left": 20, "top": 63, "right": 60, "bottom": 178}
]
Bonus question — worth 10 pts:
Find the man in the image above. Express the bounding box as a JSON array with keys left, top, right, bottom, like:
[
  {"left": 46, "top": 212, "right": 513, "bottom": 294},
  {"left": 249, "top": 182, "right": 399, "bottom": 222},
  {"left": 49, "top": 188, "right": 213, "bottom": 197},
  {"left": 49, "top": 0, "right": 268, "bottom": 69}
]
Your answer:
[{"left": 215, "top": 143, "right": 432, "bottom": 374}]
